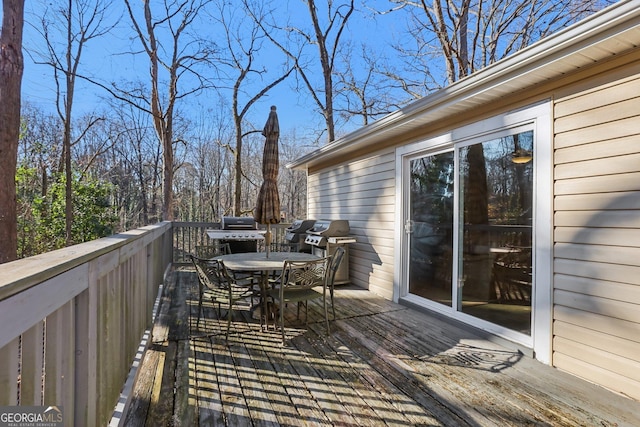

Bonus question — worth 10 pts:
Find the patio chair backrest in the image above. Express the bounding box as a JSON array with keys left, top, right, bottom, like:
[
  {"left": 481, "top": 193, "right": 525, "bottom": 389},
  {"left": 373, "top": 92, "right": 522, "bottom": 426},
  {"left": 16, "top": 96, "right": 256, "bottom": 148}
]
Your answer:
[
  {"left": 190, "top": 255, "right": 234, "bottom": 291},
  {"left": 280, "top": 256, "right": 331, "bottom": 291},
  {"left": 188, "top": 254, "right": 254, "bottom": 340}
]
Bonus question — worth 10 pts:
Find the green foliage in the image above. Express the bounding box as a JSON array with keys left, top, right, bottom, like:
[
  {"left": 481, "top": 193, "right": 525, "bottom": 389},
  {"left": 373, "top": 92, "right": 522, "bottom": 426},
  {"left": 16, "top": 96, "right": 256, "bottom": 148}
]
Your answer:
[{"left": 16, "top": 167, "right": 118, "bottom": 257}]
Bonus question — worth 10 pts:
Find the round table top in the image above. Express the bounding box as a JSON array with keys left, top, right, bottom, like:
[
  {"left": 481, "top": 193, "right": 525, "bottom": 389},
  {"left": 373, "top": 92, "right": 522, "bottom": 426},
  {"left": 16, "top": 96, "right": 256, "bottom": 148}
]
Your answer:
[{"left": 215, "top": 251, "right": 320, "bottom": 272}]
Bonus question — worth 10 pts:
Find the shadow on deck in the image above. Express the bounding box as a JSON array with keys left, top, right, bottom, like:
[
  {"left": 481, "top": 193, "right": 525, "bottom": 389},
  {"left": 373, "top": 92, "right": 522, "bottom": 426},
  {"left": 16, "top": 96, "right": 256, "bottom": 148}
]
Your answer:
[{"left": 122, "top": 266, "right": 640, "bottom": 426}]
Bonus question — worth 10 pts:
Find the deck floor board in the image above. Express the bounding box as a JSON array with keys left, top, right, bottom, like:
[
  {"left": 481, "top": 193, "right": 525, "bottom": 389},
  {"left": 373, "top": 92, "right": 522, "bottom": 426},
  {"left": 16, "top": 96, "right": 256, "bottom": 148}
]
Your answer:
[{"left": 124, "top": 266, "right": 640, "bottom": 426}]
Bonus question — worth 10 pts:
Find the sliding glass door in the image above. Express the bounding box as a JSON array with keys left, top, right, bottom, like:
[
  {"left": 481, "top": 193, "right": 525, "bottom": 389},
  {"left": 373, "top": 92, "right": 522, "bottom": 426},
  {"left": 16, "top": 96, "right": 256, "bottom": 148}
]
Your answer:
[
  {"left": 408, "top": 151, "right": 455, "bottom": 306},
  {"left": 458, "top": 132, "right": 533, "bottom": 335},
  {"left": 404, "top": 130, "right": 534, "bottom": 336}
]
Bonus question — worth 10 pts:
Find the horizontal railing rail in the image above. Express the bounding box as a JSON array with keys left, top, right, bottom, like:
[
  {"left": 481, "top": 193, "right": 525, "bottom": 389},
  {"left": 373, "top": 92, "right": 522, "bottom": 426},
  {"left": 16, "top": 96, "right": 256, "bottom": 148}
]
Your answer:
[
  {"left": 0, "top": 222, "right": 173, "bottom": 426},
  {"left": 172, "top": 221, "right": 292, "bottom": 264}
]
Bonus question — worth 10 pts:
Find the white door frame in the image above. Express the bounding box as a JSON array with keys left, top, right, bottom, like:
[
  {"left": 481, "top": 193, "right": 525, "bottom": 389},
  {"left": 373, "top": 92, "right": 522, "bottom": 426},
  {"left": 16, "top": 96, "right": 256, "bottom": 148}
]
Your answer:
[{"left": 394, "top": 101, "right": 553, "bottom": 363}]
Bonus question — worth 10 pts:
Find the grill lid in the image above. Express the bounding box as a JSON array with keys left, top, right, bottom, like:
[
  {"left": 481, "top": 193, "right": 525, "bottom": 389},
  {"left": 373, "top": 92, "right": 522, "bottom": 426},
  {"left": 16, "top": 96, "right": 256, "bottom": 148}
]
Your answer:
[
  {"left": 307, "top": 219, "right": 349, "bottom": 237},
  {"left": 222, "top": 216, "right": 257, "bottom": 230},
  {"left": 286, "top": 219, "right": 316, "bottom": 234}
]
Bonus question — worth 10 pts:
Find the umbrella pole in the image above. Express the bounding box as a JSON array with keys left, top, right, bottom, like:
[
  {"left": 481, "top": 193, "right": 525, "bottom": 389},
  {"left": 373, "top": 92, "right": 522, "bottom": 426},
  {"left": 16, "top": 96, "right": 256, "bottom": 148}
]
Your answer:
[{"left": 266, "top": 224, "right": 271, "bottom": 258}]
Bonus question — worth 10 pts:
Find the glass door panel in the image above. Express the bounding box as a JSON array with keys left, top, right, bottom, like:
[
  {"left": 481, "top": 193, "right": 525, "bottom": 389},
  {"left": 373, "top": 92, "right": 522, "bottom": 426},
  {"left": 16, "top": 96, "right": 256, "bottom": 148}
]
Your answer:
[
  {"left": 408, "top": 151, "right": 455, "bottom": 306},
  {"left": 458, "top": 131, "right": 533, "bottom": 335}
]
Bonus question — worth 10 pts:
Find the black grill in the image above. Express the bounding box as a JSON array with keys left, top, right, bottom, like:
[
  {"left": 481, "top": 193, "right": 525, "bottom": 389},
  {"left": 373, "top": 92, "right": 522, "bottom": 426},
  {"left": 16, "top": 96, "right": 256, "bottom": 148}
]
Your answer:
[
  {"left": 221, "top": 217, "right": 258, "bottom": 253},
  {"left": 284, "top": 219, "right": 315, "bottom": 252},
  {"left": 303, "top": 220, "right": 354, "bottom": 285}
]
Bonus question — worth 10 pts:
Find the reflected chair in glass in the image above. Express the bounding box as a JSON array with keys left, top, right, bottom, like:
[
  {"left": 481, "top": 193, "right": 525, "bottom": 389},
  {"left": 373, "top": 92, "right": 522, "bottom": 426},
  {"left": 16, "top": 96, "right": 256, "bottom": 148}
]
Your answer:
[
  {"left": 189, "top": 254, "right": 254, "bottom": 340},
  {"left": 326, "top": 246, "right": 346, "bottom": 320},
  {"left": 267, "top": 256, "right": 332, "bottom": 345}
]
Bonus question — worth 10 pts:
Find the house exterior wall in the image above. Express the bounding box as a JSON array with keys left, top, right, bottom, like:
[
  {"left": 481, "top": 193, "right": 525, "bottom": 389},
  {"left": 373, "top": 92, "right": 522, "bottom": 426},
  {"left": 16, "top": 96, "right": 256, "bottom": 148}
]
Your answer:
[
  {"left": 307, "top": 150, "right": 396, "bottom": 300},
  {"left": 305, "top": 53, "right": 640, "bottom": 400},
  {"left": 552, "top": 70, "right": 640, "bottom": 400}
]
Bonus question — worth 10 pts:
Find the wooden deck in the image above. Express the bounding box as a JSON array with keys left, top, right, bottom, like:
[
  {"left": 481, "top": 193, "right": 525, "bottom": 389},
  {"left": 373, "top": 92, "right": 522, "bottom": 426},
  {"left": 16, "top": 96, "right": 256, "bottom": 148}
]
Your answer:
[{"left": 123, "top": 266, "right": 640, "bottom": 426}]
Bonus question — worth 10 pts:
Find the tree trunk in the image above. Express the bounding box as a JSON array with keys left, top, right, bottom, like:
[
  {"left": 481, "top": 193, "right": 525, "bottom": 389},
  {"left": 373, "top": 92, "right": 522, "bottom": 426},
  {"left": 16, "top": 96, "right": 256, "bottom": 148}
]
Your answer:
[
  {"left": 64, "top": 0, "right": 74, "bottom": 244},
  {"left": 458, "top": 0, "right": 471, "bottom": 79},
  {"left": 431, "top": 0, "right": 456, "bottom": 84},
  {"left": 0, "top": 0, "right": 25, "bottom": 263},
  {"left": 233, "top": 122, "right": 242, "bottom": 217},
  {"left": 162, "top": 129, "right": 174, "bottom": 220}
]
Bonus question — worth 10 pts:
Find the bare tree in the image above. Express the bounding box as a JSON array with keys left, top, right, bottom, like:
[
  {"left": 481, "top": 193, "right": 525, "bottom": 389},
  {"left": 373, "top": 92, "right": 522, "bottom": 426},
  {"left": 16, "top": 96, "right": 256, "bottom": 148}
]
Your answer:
[
  {"left": 279, "top": 131, "right": 309, "bottom": 220},
  {"left": 17, "top": 103, "right": 65, "bottom": 211},
  {"left": 187, "top": 102, "right": 236, "bottom": 221},
  {"left": 30, "top": 0, "right": 114, "bottom": 244},
  {"left": 335, "top": 43, "right": 403, "bottom": 126},
  {"left": 121, "top": 0, "right": 216, "bottom": 221},
  {"left": 74, "top": 114, "right": 117, "bottom": 181},
  {"left": 250, "top": 0, "right": 354, "bottom": 143},
  {"left": 386, "top": 0, "right": 612, "bottom": 89},
  {"left": 213, "top": 0, "right": 294, "bottom": 216},
  {"left": 110, "top": 101, "right": 161, "bottom": 226},
  {"left": 0, "top": 0, "right": 25, "bottom": 263}
]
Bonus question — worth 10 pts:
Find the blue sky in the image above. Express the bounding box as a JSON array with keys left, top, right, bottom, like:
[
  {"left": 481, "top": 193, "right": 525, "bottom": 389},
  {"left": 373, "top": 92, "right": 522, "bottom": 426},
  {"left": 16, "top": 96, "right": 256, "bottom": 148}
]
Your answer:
[
  {"left": 17, "top": 0, "right": 401, "bottom": 146},
  {"left": 10, "top": 0, "right": 613, "bottom": 148}
]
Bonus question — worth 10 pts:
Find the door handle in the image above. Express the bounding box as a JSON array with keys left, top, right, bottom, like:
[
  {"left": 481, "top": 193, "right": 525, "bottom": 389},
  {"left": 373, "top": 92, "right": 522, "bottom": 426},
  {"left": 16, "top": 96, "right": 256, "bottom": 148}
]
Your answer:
[{"left": 404, "top": 219, "right": 414, "bottom": 234}]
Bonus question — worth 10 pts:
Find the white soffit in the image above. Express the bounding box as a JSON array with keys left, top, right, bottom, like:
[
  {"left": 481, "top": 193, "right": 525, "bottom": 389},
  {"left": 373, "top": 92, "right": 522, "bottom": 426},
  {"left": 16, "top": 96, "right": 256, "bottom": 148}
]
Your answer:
[{"left": 288, "top": 0, "right": 640, "bottom": 170}]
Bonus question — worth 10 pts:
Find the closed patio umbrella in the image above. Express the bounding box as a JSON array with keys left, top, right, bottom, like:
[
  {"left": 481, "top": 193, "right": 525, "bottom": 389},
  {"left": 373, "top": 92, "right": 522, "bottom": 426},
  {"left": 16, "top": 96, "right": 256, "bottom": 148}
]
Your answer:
[{"left": 255, "top": 106, "right": 281, "bottom": 258}]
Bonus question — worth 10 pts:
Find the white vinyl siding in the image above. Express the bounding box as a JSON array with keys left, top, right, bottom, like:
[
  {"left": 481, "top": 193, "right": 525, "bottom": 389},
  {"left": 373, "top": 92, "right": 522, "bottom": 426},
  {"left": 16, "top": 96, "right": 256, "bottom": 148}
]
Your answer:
[
  {"left": 307, "top": 150, "right": 396, "bottom": 299},
  {"left": 552, "top": 74, "right": 640, "bottom": 400},
  {"left": 296, "top": 4, "right": 640, "bottom": 401}
]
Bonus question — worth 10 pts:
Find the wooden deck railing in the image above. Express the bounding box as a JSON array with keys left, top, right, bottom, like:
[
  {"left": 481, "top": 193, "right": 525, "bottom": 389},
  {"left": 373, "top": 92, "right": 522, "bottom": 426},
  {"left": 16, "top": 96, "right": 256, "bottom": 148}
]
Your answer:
[
  {"left": 172, "top": 221, "right": 292, "bottom": 264},
  {"left": 0, "top": 220, "right": 291, "bottom": 426},
  {"left": 0, "top": 222, "right": 173, "bottom": 426}
]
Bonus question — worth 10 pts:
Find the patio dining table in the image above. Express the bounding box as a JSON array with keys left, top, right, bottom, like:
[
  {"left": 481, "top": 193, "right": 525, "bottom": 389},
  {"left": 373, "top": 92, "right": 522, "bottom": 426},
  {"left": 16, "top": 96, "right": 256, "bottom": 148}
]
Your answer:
[
  {"left": 214, "top": 251, "right": 319, "bottom": 272},
  {"left": 214, "top": 251, "right": 321, "bottom": 328}
]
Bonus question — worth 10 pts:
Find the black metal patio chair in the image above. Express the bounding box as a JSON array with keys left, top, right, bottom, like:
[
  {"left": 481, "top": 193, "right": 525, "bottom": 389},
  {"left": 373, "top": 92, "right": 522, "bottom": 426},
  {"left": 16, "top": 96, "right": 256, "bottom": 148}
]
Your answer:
[
  {"left": 189, "top": 254, "right": 254, "bottom": 340},
  {"left": 267, "top": 256, "right": 332, "bottom": 345}
]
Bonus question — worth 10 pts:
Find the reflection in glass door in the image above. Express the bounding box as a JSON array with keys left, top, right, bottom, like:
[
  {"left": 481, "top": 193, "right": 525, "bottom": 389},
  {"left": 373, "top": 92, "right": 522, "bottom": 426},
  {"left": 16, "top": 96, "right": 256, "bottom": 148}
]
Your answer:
[
  {"left": 458, "top": 132, "right": 533, "bottom": 335},
  {"left": 406, "top": 131, "right": 534, "bottom": 336},
  {"left": 408, "top": 151, "right": 454, "bottom": 306}
]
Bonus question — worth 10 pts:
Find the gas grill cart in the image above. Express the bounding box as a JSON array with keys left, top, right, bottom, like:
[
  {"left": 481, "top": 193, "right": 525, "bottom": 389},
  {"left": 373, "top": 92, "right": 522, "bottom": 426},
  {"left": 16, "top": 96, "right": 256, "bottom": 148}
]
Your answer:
[
  {"left": 304, "top": 220, "right": 356, "bottom": 285},
  {"left": 206, "top": 217, "right": 266, "bottom": 253}
]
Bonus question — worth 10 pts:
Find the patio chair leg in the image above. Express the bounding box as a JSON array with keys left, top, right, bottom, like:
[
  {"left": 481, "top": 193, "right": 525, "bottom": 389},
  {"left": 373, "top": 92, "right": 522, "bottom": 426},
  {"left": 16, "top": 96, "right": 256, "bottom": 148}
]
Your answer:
[
  {"left": 262, "top": 295, "right": 269, "bottom": 331},
  {"left": 197, "top": 298, "right": 202, "bottom": 330},
  {"left": 196, "top": 283, "right": 204, "bottom": 330},
  {"left": 324, "top": 298, "right": 330, "bottom": 335},
  {"left": 226, "top": 306, "right": 232, "bottom": 341},
  {"left": 331, "top": 290, "right": 336, "bottom": 320},
  {"left": 280, "top": 304, "right": 285, "bottom": 345}
]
